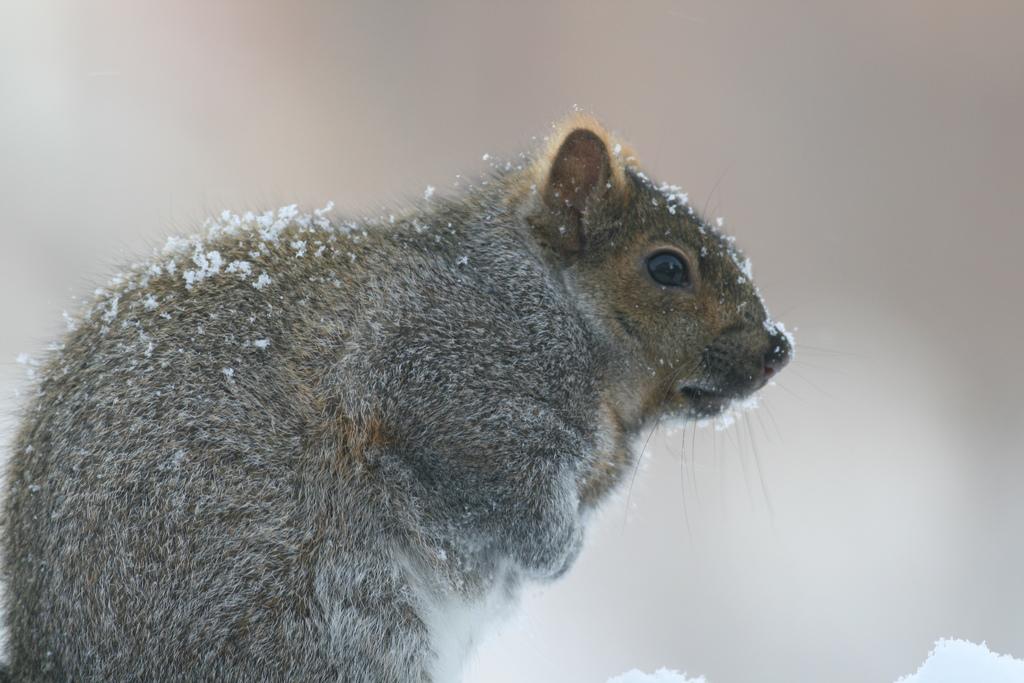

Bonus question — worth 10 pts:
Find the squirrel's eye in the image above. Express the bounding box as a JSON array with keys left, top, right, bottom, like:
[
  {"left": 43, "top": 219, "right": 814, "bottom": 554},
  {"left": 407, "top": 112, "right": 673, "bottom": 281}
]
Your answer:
[{"left": 646, "top": 251, "right": 691, "bottom": 288}]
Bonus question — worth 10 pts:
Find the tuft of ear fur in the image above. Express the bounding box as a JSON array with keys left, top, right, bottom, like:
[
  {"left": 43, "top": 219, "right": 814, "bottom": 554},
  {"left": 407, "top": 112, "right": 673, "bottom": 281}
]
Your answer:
[{"left": 518, "top": 114, "right": 635, "bottom": 255}]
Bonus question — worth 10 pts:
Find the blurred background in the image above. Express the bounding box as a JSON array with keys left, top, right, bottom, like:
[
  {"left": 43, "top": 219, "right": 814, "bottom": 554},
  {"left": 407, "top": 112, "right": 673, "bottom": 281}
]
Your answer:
[{"left": 1, "top": 2, "right": 1021, "bottom": 681}]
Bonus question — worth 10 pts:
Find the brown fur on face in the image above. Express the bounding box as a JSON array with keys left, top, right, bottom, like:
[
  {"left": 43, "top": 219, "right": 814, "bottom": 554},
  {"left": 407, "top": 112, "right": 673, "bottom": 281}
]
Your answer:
[{"left": 520, "top": 115, "right": 790, "bottom": 430}]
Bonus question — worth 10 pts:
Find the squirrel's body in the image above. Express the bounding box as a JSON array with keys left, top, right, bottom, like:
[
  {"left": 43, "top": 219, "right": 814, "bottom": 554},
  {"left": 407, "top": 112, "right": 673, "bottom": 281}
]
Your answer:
[{"left": 2, "top": 117, "right": 791, "bottom": 681}]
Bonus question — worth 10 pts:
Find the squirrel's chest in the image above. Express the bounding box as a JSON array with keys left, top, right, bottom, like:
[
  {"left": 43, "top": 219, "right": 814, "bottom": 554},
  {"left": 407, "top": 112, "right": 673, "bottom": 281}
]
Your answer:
[
  {"left": 578, "top": 398, "right": 637, "bottom": 506},
  {"left": 409, "top": 559, "right": 519, "bottom": 683}
]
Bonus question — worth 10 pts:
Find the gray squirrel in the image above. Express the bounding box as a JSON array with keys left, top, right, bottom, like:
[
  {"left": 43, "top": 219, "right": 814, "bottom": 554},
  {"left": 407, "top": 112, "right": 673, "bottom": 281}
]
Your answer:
[{"left": 1, "top": 115, "right": 791, "bottom": 682}]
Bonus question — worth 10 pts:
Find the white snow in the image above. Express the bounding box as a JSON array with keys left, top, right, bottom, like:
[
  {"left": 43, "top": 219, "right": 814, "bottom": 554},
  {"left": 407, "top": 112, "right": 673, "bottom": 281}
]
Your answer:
[
  {"left": 252, "top": 272, "right": 272, "bottom": 290},
  {"left": 656, "top": 182, "right": 689, "bottom": 216},
  {"left": 183, "top": 248, "right": 223, "bottom": 289},
  {"left": 162, "top": 235, "right": 191, "bottom": 255},
  {"left": 101, "top": 294, "right": 120, "bottom": 323},
  {"left": 897, "top": 639, "right": 1024, "bottom": 683},
  {"left": 257, "top": 204, "right": 300, "bottom": 243},
  {"left": 718, "top": 233, "right": 755, "bottom": 281},
  {"left": 62, "top": 310, "right": 78, "bottom": 331},
  {"left": 155, "top": 203, "right": 332, "bottom": 282},
  {"left": 608, "top": 639, "right": 1024, "bottom": 683},
  {"left": 764, "top": 318, "right": 796, "bottom": 360},
  {"left": 608, "top": 669, "right": 704, "bottom": 683},
  {"left": 252, "top": 339, "right": 270, "bottom": 350},
  {"left": 226, "top": 260, "right": 252, "bottom": 276},
  {"left": 694, "top": 394, "right": 761, "bottom": 432},
  {"left": 775, "top": 319, "right": 796, "bottom": 350},
  {"left": 424, "top": 185, "right": 436, "bottom": 200}
]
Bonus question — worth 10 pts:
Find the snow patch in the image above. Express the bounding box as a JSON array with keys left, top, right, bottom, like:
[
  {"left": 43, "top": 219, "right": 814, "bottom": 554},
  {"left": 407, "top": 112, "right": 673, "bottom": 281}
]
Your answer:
[
  {"left": 225, "top": 260, "right": 252, "bottom": 276},
  {"left": 896, "top": 639, "right": 1024, "bottom": 683},
  {"left": 608, "top": 670, "right": 704, "bottom": 683},
  {"left": 657, "top": 183, "right": 689, "bottom": 216},
  {"left": 161, "top": 202, "right": 334, "bottom": 291},
  {"left": 608, "top": 639, "right": 1024, "bottom": 683},
  {"left": 764, "top": 318, "right": 796, "bottom": 361},
  {"left": 695, "top": 394, "right": 761, "bottom": 432},
  {"left": 101, "top": 294, "right": 120, "bottom": 323},
  {"left": 252, "top": 273, "right": 272, "bottom": 290},
  {"left": 183, "top": 248, "right": 223, "bottom": 289},
  {"left": 62, "top": 310, "right": 78, "bottom": 332}
]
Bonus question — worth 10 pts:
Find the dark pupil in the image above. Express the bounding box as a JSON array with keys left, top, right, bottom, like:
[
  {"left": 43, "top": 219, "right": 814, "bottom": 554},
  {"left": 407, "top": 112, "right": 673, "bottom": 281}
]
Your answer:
[{"left": 647, "top": 252, "right": 689, "bottom": 287}]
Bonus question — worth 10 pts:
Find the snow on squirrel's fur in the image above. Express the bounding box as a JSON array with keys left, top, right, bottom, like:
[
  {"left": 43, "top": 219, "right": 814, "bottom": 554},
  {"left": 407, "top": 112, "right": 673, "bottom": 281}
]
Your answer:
[
  {"left": 68, "top": 202, "right": 339, "bottom": 338},
  {"left": 33, "top": 182, "right": 794, "bottom": 435}
]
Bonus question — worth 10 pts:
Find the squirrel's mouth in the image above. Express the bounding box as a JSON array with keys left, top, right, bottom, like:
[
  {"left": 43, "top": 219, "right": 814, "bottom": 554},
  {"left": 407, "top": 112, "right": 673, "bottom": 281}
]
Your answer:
[{"left": 677, "top": 384, "right": 733, "bottom": 418}]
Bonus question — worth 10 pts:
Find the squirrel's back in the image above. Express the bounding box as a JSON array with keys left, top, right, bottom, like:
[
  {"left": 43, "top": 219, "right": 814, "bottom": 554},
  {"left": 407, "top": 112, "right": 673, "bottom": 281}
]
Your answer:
[{"left": 3, "top": 193, "right": 603, "bottom": 680}]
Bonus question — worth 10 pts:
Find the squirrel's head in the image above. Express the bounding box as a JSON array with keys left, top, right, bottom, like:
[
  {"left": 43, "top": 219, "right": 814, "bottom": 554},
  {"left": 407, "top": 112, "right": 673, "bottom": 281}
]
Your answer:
[{"left": 514, "top": 115, "right": 792, "bottom": 427}]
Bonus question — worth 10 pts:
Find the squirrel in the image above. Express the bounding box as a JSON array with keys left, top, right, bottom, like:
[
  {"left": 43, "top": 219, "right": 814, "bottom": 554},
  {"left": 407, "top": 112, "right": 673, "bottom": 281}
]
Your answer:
[{"left": 1, "top": 114, "right": 791, "bottom": 682}]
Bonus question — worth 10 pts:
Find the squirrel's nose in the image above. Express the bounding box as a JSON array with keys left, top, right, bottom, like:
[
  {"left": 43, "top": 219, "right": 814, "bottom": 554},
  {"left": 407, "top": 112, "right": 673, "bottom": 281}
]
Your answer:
[{"left": 762, "top": 327, "right": 792, "bottom": 381}]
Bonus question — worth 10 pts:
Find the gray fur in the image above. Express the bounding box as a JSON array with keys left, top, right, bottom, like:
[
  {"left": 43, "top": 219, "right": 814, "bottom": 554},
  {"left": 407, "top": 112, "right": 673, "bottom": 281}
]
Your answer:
[{"left": 1, "top": 120, "right": 790, "bottom": 681}]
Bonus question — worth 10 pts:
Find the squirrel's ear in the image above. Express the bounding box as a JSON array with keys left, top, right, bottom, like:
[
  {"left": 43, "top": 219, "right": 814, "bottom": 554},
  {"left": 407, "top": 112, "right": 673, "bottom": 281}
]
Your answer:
[
  {"left": 526, "top": 115, "right": 631, "bottom": 254},
  {"left": 545, "top": 128, "right": 613, "bottom": 214}
]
